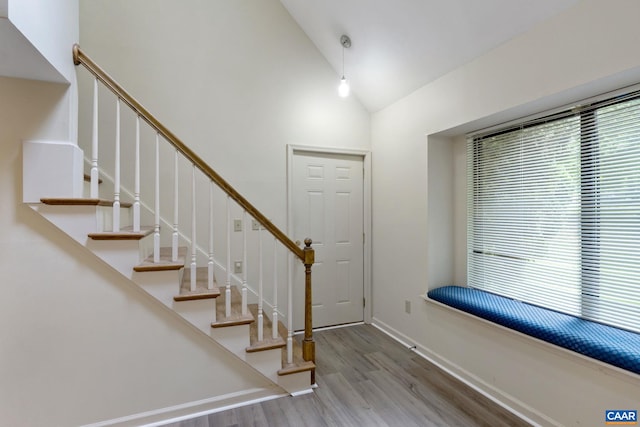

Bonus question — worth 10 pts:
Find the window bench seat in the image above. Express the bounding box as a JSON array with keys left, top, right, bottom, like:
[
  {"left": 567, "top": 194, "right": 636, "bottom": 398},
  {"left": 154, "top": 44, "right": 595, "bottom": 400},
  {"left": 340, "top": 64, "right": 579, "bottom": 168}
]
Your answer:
[{"left": 426, "top": 286, "right": 640, "bottom": 375}]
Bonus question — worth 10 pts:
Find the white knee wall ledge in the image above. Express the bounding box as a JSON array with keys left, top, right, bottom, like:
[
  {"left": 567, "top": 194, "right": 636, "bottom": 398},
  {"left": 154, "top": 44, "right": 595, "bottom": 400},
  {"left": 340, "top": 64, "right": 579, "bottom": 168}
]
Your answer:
[{"left": 23, "top": 140, "right": 83, "bottom": 203}]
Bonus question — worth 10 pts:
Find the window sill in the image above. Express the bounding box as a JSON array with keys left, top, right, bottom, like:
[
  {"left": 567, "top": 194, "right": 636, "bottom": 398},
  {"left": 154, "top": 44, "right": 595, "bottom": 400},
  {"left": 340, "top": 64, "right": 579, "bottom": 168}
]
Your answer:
[{"left": 424, "top": 286, "right": 640, "bottom": 376}]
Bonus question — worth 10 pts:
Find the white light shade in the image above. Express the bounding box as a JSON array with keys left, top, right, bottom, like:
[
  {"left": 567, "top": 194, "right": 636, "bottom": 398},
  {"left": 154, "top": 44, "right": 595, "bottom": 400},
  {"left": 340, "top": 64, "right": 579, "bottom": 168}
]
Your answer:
[{"left": 338, "top": 77, "right": 349, "bottom": 97}]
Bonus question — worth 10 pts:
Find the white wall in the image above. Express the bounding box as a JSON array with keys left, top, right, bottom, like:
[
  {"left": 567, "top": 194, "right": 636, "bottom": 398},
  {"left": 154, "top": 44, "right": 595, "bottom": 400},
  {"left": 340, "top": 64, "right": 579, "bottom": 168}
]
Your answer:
[
  {"left": 8, "top": 0, "right": 78, "bottom": 83},
  {"left": 0, "top": 77, "right": 275, "bottom": 427},
  {"left": 6, "top": 0, "right": 79, "bottom": 142},
  {"left": 78, "top": 0, "right": 370, "bottom": 230},
  {"left": 372, "top": 1, "right": 640, "bottom": 426},
  {"left": 77, "top": 0, "right": 371, "bottom": 331}
]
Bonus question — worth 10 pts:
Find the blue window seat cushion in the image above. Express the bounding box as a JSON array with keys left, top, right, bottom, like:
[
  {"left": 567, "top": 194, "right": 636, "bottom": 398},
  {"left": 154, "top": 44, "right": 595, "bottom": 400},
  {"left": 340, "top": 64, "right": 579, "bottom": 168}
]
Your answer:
[{"left": 427, "top": 286, "right": 640, "bottom": 375}]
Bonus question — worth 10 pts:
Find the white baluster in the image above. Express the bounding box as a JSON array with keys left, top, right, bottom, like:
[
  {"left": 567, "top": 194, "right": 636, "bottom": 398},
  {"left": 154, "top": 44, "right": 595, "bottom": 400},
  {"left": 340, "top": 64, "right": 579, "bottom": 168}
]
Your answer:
[
  {"left": 287, "top": 252, "right": 293, "bottom": 365},
  {"left": 172, "top": 149, "right": 179, "bottom": 262},
  {"left": 225, "top": 196, "right": 231, "bottom": 317},
  {"left": 153, "top": 133, "right": 160, "bottom": 263},
  {"left": 272, "top": 237, "right": 278, "bottom": 340},
  {"left": 208, "top": 180, "right": 214, "bottom": 290},
  {"left": 113, "top": 98, "right": 120, "bottom": 232},
  {"left": 241, "top": 210, "right": 248, "bottom": 316},
  {"left": 211, "top": 186, "right": 217, "bottom": 324},
  {"left": 258, "top": 226, "right": 264, "bottom": 342},
  {"left": 133, "top": 116, "right": 141, "bottom": 232},
  {"left": 190, "top": 165, "right": 197, "bottom": 292},
  {"left": 90, "top": 78, "right": 99, "bottom": 199}
]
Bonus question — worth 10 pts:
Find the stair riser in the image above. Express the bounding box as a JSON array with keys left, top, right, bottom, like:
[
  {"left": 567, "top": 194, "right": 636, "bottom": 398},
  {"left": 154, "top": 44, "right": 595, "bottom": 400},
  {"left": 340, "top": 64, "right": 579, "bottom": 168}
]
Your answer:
[
  {"left": 173, "top": 299, "right": 218, "bottom": 336},
  {"left": 88, "top": 239, "right": 147, "bottom": 277},
  {"left": 34, "top": 204, "right": 102, "bottom": 244},
  {"left": 96, "top": 205, "right": 132, "bottom": 232},
  {"left": 35, "top": 203, "right": 133, "bottom": 239},
  {"left": 245, "top": 349, "right": 282, "bottom": 382},
  {"left": 138, "top": 228, "right": 155, "bottom": 262},
  {"left": 210, "top": 325, "right": 251, "bottom": 354},
  {"left": 133, "top": 270, "right": 183, "bottom": 305},
  {"left": 83, "top": 179, "right": 106, "bottom": 200}
]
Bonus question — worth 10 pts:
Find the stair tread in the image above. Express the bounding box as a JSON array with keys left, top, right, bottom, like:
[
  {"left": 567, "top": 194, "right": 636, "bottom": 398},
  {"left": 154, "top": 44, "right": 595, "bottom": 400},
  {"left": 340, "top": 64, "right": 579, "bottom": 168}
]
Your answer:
[
  {"left": 246, "top": 337, "right": 286, "bottom": 352},
  {"left": 88, "top": 226, "right": 153, "bottom": 240},
  {"left": 135, "top": 246, "right": 187, "bottom": 272},
  {"left": 174, "top": 266, "right": 220, "bottom": 301},
  {"left": 245, "top": 304, "right": 315, "bottom": 375},
  {"left": 278, "top": 360, "right": 316, "bottom": 376},
  {"left": 277, "top": 309, "right": 315, "bottom": 376},
  {"left": 211, "top": 312, "right": 255, "bottom": 327},
  {"left": 278, "top": 330, "right": 315, "bottom": 376},
  {"left": 211, "top": 286, "right": 254, "bottom": 327},
  {"left": 246, "top": 304, "right": 286, "bottom": 352},
  {"left": 41, "top": 197, "right": 132, "bottom": 208}
]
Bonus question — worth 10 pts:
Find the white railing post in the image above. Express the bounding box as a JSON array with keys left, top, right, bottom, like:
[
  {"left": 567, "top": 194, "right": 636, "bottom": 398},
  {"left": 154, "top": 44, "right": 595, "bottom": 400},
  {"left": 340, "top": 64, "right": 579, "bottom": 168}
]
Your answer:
[
  {"left": 258, "top": 227, "right": 264, "bottom": 342},
  {"left": 172, "top": 150, "right": 179, "bottom": 262},
  {"left": 272, "top": 237, "right": 278, "bottom": 340},
  {"left": 287, "top": 252, "right": 293, "bottom": 365},
  {"left": 153, "top": 133, "right": 160, "bottom": 262},
  {"left": 113, "top": 98, "right": 120, "bottom": 232},
  {"left": 190, "top": 165, "right": 197, "bottom": 292},
  {"left": 208, "top": 180, "right": 214, "bottom": 290},
  {"left": 225, "top": 196, "right": 231, "bottom": 318},
  {"left": 90, "top": 78, "right": 99, "bottom": 199},
  {"left": 211, "top": 183, "right": 217, "bottom": 324},
  {"left": 241, "top": 210, "right": 248, "bottom": 316},
  {"left": 133, "top": 116, "right": 141, "bottom": 232}
]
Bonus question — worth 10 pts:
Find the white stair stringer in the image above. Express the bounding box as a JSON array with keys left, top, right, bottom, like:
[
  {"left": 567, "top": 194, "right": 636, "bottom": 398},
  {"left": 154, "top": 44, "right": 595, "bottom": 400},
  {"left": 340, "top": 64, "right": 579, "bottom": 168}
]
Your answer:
[{"left": 31, "top": 202, "right": 313, "bottom": 396}]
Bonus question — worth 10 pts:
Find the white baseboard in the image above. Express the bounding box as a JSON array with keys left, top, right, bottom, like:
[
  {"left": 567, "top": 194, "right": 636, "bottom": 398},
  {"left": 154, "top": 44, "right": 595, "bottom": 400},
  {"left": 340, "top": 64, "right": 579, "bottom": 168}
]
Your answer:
[
  {"left": 81, "top": 387, "right": 287, "bottom": 427},
  {"left": 371, "top": 317, "right": 558, "bottom": 427}
]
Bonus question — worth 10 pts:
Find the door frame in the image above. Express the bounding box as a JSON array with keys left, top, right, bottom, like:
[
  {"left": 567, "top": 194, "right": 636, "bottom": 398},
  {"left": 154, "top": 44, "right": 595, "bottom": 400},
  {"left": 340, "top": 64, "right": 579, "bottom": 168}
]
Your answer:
[{"left": 287, "top": 144, "right": 372, "bottom": 325}]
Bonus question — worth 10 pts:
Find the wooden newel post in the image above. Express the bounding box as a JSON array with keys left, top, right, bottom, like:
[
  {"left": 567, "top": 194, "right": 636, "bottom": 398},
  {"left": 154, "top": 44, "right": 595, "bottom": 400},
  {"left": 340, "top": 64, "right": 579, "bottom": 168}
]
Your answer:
[{"left": 302, "top": 238, "right": 315, "bottom": 384}]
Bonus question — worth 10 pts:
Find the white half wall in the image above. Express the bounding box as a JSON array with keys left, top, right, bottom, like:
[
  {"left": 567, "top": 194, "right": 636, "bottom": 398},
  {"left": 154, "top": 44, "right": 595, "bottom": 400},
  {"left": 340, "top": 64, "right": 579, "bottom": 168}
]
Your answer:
[
  {"left": 0, "top": 76, "right": 276, "bottom": 427},
  {"left": 22, "top": 140, "right": 83, "bottom": 202},
  {"left": 372, "top": 1, "right": 640, "bottom": 425}
]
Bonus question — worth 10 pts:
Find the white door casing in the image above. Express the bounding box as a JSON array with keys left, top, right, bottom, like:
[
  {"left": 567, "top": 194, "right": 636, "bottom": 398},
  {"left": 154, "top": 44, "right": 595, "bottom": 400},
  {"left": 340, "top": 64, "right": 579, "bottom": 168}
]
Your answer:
[{"left": 287, "top": 145, "right": 371, "bottom": 330}]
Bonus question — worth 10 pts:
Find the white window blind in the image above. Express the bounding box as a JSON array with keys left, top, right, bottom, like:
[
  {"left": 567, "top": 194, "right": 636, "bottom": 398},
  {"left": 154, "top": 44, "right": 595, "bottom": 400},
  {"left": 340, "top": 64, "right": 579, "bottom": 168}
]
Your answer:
[{"left": 468, "top": 92, "right": 640, "bottom": 333}]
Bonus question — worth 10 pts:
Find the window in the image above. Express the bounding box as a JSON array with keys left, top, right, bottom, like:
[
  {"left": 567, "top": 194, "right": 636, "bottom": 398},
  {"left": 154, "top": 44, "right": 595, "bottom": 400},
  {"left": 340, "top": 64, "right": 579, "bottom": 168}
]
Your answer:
[{"left": 468, "top": 91, "right": 640, "bottom": 333}]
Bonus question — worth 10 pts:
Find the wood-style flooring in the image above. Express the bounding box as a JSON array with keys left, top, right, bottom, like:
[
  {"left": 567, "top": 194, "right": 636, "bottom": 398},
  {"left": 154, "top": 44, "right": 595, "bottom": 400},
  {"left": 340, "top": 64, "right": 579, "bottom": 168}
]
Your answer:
[{"left": 163, "top": 324, "right": 530, "bottom": 427}]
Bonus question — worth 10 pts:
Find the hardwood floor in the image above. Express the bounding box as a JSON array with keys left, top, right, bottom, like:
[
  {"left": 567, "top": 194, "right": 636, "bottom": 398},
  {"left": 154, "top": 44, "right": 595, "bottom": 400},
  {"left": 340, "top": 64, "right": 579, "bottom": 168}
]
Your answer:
[{"left": 163, "top": 325, "right": 530, "bottom": 427}]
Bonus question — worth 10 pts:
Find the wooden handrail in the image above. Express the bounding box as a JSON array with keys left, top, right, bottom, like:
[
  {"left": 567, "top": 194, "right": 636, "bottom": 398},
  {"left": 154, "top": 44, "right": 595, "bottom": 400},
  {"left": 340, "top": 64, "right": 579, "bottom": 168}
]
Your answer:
[{"left": 72, "top": 44, "right": 305, "bottom": 262}]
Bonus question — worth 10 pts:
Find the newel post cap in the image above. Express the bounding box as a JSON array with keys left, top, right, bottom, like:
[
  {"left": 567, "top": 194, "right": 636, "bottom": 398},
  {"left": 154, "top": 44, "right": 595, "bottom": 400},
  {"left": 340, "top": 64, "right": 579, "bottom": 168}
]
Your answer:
[{"left": 303, "top": 238, "right": 314, "bottom": 265}]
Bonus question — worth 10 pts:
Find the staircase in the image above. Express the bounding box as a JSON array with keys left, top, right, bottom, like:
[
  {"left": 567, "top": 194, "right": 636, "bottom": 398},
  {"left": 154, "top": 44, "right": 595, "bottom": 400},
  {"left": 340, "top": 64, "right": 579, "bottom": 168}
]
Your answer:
[{"left": 29, "top": 45, "right": 316, "bottom": 399}]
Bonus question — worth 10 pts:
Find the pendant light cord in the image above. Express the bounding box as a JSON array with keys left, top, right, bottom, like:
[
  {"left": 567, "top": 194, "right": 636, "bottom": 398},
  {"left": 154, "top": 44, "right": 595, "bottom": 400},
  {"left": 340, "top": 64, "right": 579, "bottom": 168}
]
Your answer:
[{"left": 341, "top": 44, "right": 345, "bottom": 79}]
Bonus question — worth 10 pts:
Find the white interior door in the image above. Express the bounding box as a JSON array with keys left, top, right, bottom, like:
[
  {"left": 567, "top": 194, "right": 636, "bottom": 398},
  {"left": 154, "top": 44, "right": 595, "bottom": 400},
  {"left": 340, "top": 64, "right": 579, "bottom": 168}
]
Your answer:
[{"left": 292, "top": 150, "right": 364, "bottom": 329}]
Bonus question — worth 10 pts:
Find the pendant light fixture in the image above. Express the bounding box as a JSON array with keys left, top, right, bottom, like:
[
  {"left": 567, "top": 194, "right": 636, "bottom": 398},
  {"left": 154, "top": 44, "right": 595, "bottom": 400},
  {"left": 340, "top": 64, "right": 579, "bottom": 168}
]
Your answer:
[{"left": 338, "top": 34, "right": 351, "bottom": 97}]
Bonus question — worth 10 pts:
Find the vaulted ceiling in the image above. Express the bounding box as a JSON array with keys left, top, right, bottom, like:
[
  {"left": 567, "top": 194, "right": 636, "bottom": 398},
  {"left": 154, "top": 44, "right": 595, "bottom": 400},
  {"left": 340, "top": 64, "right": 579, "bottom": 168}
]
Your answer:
[{"left": 280, "top": 0, "right": 580, "bottom": 112}]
